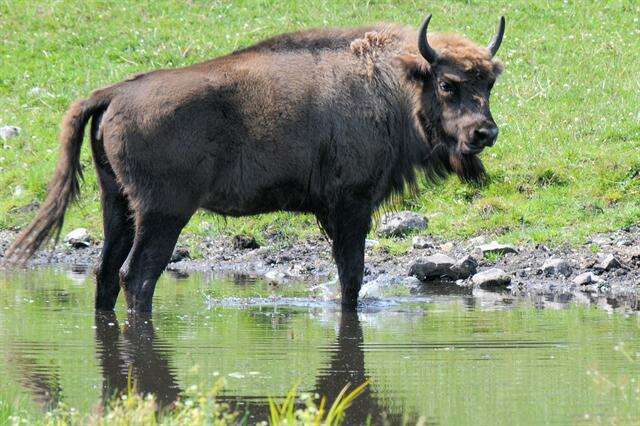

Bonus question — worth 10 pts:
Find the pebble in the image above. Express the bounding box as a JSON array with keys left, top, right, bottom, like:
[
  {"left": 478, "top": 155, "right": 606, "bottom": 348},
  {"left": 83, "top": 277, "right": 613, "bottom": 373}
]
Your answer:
[
  {"left": 572, "top": 272, "right": 602, "bottom": 286},
  {"left": 264, "top": 270, "right": 291, "bottom": 285},
  {"left": 377, "top": 211, "right": 427, "bottom": 237},
  {"left": 476, "top": 241, "right": 518, "bottom": 255},
  {"left": 0, "top": 126, "right": 20, "bottom": 141},
  {"left": 365, "top": 239, "right": 380, "bottom": 249},
  {"left": 541, "top": 258, "right": 572, "bottom": 278},
  {"left": 471, "top": 268, "right": 511, "bottom": 288},
  {"left": 28, "top": 87, "right": 50, "bottom": 97},
  {"left": 450, "top": 255, "right": 478, "bottom": 279},
  {"left": 439, "top": 241, "right": 454, "bottom": 253},
  {"left": 412, "top": 235, "right": 433, "bottom": 249},
  {"left": 63, "top": 228, "right": 91, "bottom": 248},
  {"left": 409, "top": 253, "right": 456, "bottom": 280},
  {"left": 594, "top": 254, "right": 622, "bottom": 271}
]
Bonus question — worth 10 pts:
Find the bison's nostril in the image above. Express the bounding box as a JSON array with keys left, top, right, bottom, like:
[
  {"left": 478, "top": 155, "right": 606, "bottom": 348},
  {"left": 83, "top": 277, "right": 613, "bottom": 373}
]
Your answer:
[{"left": 474, "top": 127, "right": 499, "bottom": 147}]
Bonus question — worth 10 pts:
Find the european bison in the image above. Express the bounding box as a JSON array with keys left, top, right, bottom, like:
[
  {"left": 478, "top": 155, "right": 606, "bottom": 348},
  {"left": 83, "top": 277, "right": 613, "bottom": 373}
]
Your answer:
[{"left": 6, "top": 15, "right": 505, "bottom": 311}]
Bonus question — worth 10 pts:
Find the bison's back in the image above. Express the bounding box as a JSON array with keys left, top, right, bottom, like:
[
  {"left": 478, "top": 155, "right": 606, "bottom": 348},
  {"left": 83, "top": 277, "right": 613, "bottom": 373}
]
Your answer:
[{"left": 98, "top": 25, "right": 414, "bottom": 215}]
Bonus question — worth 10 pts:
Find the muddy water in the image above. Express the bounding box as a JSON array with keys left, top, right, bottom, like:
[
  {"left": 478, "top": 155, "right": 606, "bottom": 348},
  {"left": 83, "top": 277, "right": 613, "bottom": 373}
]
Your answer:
[{"left": 0, "top": 267, "right": 639, "bottom": 424}]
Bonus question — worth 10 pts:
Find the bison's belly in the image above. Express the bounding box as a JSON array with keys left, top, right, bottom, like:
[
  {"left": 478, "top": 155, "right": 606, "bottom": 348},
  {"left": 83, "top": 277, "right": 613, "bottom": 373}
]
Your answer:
[{"left": 201, "top": 174, "right": 314, "bottom": 217}]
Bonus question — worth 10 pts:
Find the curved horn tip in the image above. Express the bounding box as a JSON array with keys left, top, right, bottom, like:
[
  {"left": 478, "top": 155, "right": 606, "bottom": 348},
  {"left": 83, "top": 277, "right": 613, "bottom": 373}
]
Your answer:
[
  {"left": 488, "top": 16, "right": 505, "bottom": 57},
  {"left": 418, "top": 13, "right": 438, "bottom": 64}
]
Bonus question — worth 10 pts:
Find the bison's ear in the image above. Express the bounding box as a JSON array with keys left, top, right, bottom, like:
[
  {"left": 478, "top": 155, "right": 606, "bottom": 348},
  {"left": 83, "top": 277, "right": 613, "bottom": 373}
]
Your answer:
[{"left": 395, "top": 54, "right": 431, "bottom": 82}]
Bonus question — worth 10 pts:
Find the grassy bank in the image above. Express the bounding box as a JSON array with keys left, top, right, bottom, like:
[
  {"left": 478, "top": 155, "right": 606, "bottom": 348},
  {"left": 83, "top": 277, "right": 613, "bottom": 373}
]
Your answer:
[{"left": 1, "top": 0, "right": 639, "bottom": 246}]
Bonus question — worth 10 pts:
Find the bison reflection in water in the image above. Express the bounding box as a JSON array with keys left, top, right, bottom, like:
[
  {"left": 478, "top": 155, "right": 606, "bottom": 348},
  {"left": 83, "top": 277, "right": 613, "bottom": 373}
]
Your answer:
[
  {"left": 93, "top": 311, "right": 407, "bottom": 423},
  {"left": 6, "top": 14, "right": 505, "bottom": 312},
  {"left": 94, "top": 312, "right": 180, "bottom": 408}
]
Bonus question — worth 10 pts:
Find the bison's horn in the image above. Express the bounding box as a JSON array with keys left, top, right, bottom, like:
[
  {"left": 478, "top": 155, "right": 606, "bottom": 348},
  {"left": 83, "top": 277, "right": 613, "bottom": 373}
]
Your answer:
[
  {"left": 487, "top": 16, "right": 505, "bottom": 57},
  {"left": 418, "top": 14, "right": 438, "bottom": 64}
]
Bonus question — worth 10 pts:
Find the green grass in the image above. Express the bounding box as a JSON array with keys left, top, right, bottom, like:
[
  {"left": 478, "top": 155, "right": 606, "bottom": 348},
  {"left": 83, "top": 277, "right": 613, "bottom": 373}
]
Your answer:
[{"left": 1, "top": 0, "right": 639, "bottom": 246}]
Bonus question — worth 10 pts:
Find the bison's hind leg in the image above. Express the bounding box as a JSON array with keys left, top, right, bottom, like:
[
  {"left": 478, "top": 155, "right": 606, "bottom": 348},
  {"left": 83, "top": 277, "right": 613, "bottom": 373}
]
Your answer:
[
  {"left": 91, "top": 119, "right": 135, "bottom": 311},
  {"left": 119, "top": 210, "right": 192, "bottom": 312}
]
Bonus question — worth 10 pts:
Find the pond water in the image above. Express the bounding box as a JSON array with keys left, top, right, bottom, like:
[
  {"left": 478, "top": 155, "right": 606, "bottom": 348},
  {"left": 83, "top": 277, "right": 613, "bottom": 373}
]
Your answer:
[{"left": 0, "top": 267, "right": 639, "bottom": 424}]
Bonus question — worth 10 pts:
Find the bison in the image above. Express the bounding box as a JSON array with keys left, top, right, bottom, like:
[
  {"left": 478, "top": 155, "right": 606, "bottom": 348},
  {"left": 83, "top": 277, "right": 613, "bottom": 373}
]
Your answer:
[{"left": 6, "top": 14, "right": 505, "bottom": 312}]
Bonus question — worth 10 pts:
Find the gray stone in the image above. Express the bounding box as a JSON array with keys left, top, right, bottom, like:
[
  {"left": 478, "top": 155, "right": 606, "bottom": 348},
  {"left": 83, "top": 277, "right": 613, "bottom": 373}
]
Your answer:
[
  {"left": 439, "top": 241, "right": 454, "bottom": 253},
  {"left": 409, "top": 253, "right": 456, "bottom": 281},
  {"left": 594, "top": 254, "right": 622, "bottom": 271},
  {"left": 542, "top": 258, "right": 572, "bottom": 278},
  {"left": 170, "top": 247, "right": 190, "bottom": 263},
  {"left": 476, "top": 241, "right": 518, "bottom": 255},
  {"left": 450, "top": 255, "right": 478, "bottom": 279},
  {"left": 0, "top": 126, "right": 20, "bottom": 141},
  {"left": 365, "top": 239, "right": 380, "bottom": 249},
  {"left": 412, "top": 236, "right": 433, "bottom": 249},
  {"left": 63, "top": 228, "right": 91, "bottom": 248},
  {"left": 28, "top": 87, "right": 50, "bottom": 97},
  {"left": 393, "top": 276, "right": 422, "bottom": 288},
  {"left": 467, "top": 235, "right": 487, "bottom": 247},
  {"left": 572, "top": 272, "right": 602, "bottom": 286},
  {"left": 471, "top": 268, "right": 511, "bottom": 288},
  {"left": 377, "top": 211, "right": 427, "bottom": 237},
  {"left": 264, "top": 270, "right": 291, "bottom": 284}
]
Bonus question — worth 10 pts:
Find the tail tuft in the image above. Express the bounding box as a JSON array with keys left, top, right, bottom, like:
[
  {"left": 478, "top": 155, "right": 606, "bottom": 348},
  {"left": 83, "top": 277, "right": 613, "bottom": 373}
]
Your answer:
[{"left": 4, "top": 97, "right": 104, "bottom": 265}]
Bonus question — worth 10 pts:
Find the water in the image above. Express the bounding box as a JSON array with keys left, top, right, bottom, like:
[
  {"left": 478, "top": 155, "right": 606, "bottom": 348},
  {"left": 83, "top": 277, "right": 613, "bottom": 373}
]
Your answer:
[{"left": 1, "top": 267, "right": 639, "bottom": 424}]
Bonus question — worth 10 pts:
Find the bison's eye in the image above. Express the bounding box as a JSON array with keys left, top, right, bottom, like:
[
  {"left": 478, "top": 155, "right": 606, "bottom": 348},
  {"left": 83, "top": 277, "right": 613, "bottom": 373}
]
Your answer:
[{"left": 439, "top": 81, "right": 455, "bottom": 94}]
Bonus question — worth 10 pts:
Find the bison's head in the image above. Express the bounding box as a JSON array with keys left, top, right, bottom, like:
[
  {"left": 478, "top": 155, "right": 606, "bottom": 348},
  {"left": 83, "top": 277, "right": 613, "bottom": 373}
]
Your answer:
[{"left": 399, "top": 15, "right": 505, "bottom": 182}]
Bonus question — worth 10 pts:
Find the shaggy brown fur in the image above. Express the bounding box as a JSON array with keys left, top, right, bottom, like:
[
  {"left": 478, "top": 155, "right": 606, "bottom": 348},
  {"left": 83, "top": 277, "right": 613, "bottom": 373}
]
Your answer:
[{"left": 5, "top": 17, "right": 505, "bottom": 312}]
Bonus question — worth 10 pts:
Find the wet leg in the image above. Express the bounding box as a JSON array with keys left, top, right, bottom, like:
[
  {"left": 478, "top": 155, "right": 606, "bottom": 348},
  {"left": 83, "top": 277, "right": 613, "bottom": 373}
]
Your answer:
[{"left": 119, "top": 211, "right": 191, "bottom": 313}]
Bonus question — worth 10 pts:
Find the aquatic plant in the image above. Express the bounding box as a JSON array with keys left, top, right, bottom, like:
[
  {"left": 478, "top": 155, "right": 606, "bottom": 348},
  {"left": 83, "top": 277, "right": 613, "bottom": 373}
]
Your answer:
[{"left": 268, "top": 381, "right": 370, "bottom": 426}]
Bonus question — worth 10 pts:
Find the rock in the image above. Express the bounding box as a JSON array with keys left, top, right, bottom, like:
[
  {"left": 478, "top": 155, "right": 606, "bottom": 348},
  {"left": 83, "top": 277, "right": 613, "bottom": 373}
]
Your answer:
[
  {"left": 63, "top": 228, "right": 91, "bottom": 248},
  {"left": 170, "top": 247, "right": 190, "bottom": 263},
  {"left": 264, "top": 270, "right": 290, "bottom": 284},
  {"left": 412, "top": 236, "right": 433, "bottom": 249},
  {"left": 594, "top": 254, "right": 622, "bottom": 271},
  {"left": 0, "top": 126, "right": 20, "bottom": 141},
  {"left": 572, "top": 272, "right": 602, "bottom": 286},
  {"left": 28, "top": 87, "right": 49, "bottom": 97},
  {"left": 365, "top": 239, "right": 380, "bottom": 249},
  {"left": 377, "top": 211, "right": 427, "bottom": 237},
  {"left": 359, "top": 277, "right": 386, "bottom": 299},
  {"left": 541, "top": 258, "right": 572, "bottom": 278},
  {"left": 311, "top": 279, "right": 339, "bottom": 299},
  {"left": 409, "top": 253, "right": 456, "bottom": 280},
  {"left": 232, "top": 235, "right": 260, "bottom": 250},
  {"left": 471, "top": 268, "right": 511, "bottom": 288},
  {"left": 467, "top": 235, "right": 486, "bottom": 247},
  {"left": 393, "top": 276, "right": 421, "bottom": 288},
  {"left": 439, "top": 241, "right": 454, "bottom": 253},
  {"left": 359, "top": 273, "right": 405, "bottom": 299},
  {"left": 450, "top": 255, "right": 478, "bottom": 279},
  {"left": 476, "top": 241, "right": 518, "bottom": 256}
]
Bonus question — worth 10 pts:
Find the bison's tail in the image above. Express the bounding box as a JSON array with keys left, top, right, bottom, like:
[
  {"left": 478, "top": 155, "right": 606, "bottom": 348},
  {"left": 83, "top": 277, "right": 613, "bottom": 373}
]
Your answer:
[{"left": 4, "top": 91, "right": 113, "bottom": 264}]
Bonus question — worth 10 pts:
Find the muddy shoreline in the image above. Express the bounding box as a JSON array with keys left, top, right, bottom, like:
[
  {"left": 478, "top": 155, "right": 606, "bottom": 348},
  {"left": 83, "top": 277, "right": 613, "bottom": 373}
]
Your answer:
[{"left": 1, "top": 226, "right": 639, "bottom": 309}]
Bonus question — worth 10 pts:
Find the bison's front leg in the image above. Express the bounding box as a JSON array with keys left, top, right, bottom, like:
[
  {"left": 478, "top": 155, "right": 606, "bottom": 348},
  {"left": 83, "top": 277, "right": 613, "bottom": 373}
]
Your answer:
[{"left": 325, "top": 201, "right": 372, "bottom": 310}]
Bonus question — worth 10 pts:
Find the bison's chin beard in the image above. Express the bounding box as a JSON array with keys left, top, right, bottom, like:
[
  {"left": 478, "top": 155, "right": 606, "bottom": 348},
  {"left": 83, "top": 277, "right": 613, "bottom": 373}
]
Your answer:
[{"left": 449, "top": 151, "right": 487, "bottom": 185}]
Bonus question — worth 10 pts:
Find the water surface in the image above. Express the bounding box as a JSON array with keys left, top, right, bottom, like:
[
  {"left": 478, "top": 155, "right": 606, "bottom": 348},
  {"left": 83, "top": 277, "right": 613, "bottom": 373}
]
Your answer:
[{"left": 0, "top": 268, "right": 638, "bottom": 424}]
